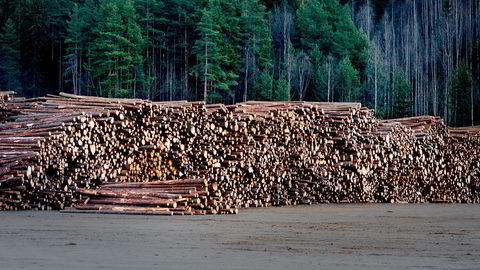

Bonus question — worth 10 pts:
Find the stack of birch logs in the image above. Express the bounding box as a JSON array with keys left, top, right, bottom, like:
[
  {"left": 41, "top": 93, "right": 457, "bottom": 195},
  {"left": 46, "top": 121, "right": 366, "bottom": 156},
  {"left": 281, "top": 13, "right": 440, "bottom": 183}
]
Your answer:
[{"left": 1, "top": 92, "right": 479, "bottom": 213}]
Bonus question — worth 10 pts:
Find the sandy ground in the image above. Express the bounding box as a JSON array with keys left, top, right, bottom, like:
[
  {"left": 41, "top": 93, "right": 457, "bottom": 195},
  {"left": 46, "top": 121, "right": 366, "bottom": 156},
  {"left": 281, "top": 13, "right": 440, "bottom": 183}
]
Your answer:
[{"left": 0, "top": 204, "right": 479, "bottom": 270}]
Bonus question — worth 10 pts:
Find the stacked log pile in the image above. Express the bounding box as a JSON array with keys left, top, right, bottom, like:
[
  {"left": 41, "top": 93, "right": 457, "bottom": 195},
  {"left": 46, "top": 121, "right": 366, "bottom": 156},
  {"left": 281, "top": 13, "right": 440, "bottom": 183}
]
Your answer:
[
  {"left": 1, "top": 93, "right": 479, "bottom": 213},
  {"left": 1, "top": 91, "right": 17, "bottom": 122},
  {"left": 378, "top": 116, "right": 479, "bottom": 203}
]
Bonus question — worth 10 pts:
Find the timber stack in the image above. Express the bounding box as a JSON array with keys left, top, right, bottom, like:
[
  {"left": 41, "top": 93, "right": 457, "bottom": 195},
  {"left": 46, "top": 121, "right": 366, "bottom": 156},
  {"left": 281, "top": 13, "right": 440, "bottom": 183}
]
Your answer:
[{"left": 1, "top": 93, "right": 479, "bottom": 213}]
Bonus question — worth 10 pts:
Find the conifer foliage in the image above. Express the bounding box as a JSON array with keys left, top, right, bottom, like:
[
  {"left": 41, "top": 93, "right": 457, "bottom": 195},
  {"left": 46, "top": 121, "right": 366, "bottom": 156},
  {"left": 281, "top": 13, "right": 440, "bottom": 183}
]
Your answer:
[{"left": 0, "top": 0, "right": 478, "bottom": 126}]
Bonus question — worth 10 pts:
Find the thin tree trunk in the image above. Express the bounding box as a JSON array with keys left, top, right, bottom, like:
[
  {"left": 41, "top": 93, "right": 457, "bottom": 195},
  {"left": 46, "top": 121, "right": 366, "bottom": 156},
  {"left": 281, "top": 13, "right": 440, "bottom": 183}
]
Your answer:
[
  {"left": 391, "top": 1, "right": 395, "bottom": 117},
  {"left": 327, "top": 56, "right": 331, "bottom": 102},
  {"left": 59, "top": 42, "right": 62, "bottom": 93},
  {"left": 133, "top": 68, "right": 137, "bottom": 98},
  {"left": 283, "top": 0, "right": 287, "bottom": 69},
  {"left": 472, "top": 80, "right": 474, "bottom": 126},
  {"left": 244, "top": 48, "right": 249, "bottom": 102},
  {"left": 351, "top": 0, "right": 354, "bottom": 21},
  {"left": 287, "top": 41, "right": 291, "bottom": 101},
  {"left": 374, "top": 45, "right": 378, "bottom": 113},
  {"left": 204, "top": 34, "right": 208, "bottom": 103},
  {"left": 184, "top": 16, "right": 189, "bottom": 101},
  {"left": 413, "top": 0, "right": 418, "bottom": 116}
]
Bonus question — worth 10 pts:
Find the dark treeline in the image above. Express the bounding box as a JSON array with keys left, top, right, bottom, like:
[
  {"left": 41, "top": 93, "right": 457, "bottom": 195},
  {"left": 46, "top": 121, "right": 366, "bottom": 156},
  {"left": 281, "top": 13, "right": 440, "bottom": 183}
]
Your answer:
[
  {"left": 0, "top": 0, "right": 479, "bottom": 126},
  {"left": 348, "top": 0, "right": 480, "bottom": 126}
]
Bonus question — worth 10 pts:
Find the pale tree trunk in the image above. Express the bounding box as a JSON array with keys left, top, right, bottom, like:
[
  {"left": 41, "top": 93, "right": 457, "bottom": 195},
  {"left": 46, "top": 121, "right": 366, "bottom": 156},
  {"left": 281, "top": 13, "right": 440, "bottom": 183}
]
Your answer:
[
  {"left": 432, "top": 0, "right": 437, "bottom": 116},
  {"left": 471, "top": 0, "right": 475, "bottom": 126},
  {"left": 166, "top": 52, "right": 170, "bottom": 100},
  {"left": 455, "top": 0, "right": 459, "bottom": 69},
  {"left": 472, "top": 81, "right": 474, "bottom": 126},
  {"left": 297, "top": 52, "right": 311, "bottom": 101},
  {"left": 383, "top": 12, "right": 388, "bottom": 115},
  {"left": 204, "top": 34, "right": 208, "bottom": 103},
  {"left": 244, "top": 47, "right": 249, "bottom": 102},
  {"left": 283, "top": 0, "right": 287, "bottom": 71},
  {"left": 327, "top": 56, "right": 332, "bottom": 102},
  {"left": 413, "top": 0, "right": 418, "bottom": 116},
  {"left": 184, "top": 16, "right": 189, "bottom": 101},
  {"left": 366, "top": 0, "right": 370, "bottom": 39},
  {"left": 391, "top": 1, "right": 395, "bottom": 117},
  {"left": 374, "top": 45, "right": 378, "bottom": 114},
  {"left": 287, "top": 41, "right": 292, "bottom": 101},
  {"left": 443, "top": 7, "right": 449, "bottom": 124},
  {"left": 405, "top": 4, "right": 410, "bottom": 110},
  {"left": 72, "top": 44, "right": 78, "bottom": 95},
  {"left": 171, "top": 41, "right": 176, "bottom": 101},
  {"left": 133, "top": 68, "right": 137, "bottom": 98},
  {"left": 59, "top": 42, "right": 62, "bottom": 93}
]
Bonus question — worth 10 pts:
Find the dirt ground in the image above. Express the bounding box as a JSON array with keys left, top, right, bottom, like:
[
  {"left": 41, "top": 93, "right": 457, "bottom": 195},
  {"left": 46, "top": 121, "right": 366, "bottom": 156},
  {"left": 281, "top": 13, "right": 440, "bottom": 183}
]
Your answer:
[{"left": 0, "top": 204, "right": 479, "bottom": 270}]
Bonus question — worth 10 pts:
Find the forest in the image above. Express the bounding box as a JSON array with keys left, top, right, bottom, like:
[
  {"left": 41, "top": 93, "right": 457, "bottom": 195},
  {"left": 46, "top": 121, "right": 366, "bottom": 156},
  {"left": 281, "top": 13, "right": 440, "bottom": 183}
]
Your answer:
[{"left": 0, "top": 0, "right": 479, "bottom": 126}]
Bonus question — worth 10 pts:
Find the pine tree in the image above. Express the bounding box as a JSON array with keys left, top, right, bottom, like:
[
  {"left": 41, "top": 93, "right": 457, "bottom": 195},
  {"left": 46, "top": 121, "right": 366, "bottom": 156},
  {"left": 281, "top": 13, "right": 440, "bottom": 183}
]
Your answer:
[
  {"left": 123, "top": 0, "right": 145, "bottom": 98},
  {"left": 193, "top": 0, "right": 240, "bottom": 103},
  {"left": 90, "top": 0, "right": 125, "bottom": 97},
  {"left": 64, "top": 4, "right": 85, "bottom": 95},
  {"left": 88, "top": 0, "right": 144, "bottom": 98},
  {"left": 296, "top": 0, "right": 368, "bottom": 103},
  {"left": 254, "top": 11, "right": 274, "bottom": 101},
  {"left": 392, "top": 72, "right": 412, "bottom": 118},
  {"left": 296, "top": 0, "right": 331, "bottom": 52},
  {"left": 274, "top": 74, "right": 289, "bottom": 101},
  {"left": 310, "top": 46, "right": 331, "bottom": 101},
  {"left": 337, "top": 56, "right": 360, "bottom": 102},
  {"left": 448, "top": 65, "right": 473, "bottom": 127},
  {"left": 193, "top": 5, "right": 222, "bottom": 102},
  {"left": 136, "top": 0, "right": 165, "bottom": 100},
  {"left": 239, "top": 0, "right": 272, "bottom": 102},
  {"left": 0, "top": 18, "right": 22, "bottom": 93}
]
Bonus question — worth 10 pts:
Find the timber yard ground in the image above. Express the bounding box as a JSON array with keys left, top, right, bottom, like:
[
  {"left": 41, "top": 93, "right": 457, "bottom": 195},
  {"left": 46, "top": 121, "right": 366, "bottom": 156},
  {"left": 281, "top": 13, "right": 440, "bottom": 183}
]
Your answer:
[{"left": 0, "top": 205, "right": 479, "bottom": 270}]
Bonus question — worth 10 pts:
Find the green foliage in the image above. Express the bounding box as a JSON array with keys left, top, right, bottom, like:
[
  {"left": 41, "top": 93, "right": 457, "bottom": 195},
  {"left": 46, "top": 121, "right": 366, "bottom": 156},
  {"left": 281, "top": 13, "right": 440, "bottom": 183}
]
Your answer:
[
  {"left": 392, "top": 72, "right": 411, "bottom": 118},
  {"left": 84, "top": 0, "right": 144, "bottom": 98},
  {"left": 296, "top": 0, "right": 368, "bottom": 103},
  {"left": 0, "top": 18, "right": 22, "bottom": 92},
  {"left": 448, "top": 64, "right": 473, "bottom": 127},
  {"left": 252, "top": 70, "right": 274, "bottom": 100},
  {"left": 240, "top": 0, "right": 274, "bottom": 102},
  {"left": 297, "top": 0, "right": 331, "bottom": 52},
  {"left": 64, "top": 3, "right": 84, "bottom": 94},
  {"left": 310, "top": 47, "right": 330, "bottom": 101},
  {"left": 193, "top": 0, "right": 242, "bottom": 102},
  {"left": 337, "top": 56, "right": 360, "bottom": 101},
  {"left": 297, "top": 0, "right": 368, "bottom": 66},
  {"left": 274, "top": 74, "right": 289, "bottom": 101}
]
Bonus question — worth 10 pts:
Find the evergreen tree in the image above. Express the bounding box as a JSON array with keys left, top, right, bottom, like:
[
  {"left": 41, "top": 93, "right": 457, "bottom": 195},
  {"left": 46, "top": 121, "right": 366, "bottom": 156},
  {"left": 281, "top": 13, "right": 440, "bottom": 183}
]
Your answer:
[
  {"left": 0, "top": 18, "right": 22, "bottom": 93},
  {"left": 448, "top": 65, "right": 473, "bottom": 127},
  {"left": 88, "top": 0, "right": 144, "bottom": 98},
  {"left": 274, "top": 74, "right": 289, "bottom": 101},
  {"left": 193, "top": 0, "right": 240, "bottom": 103},
  {"left": 252, "top": 66, "right": 274, "bottom": 100},
  {"left": 296, "top": 0, "right": 368, "bottom": 103},
  {"left": 252, "top": 10, "right": 274, "bottom": 101},
  {"left": 89, "top": 0, "right": 125, "bottom": 97},
  {"left": 337, "top": 56, "right": 360, "bottom": 102},
  {"left": 136, "top": 0, "right": 166, "bottom": 100},
  {"left": 193, "top": 5, "right": 222, "bottom": 102},
  {"left": 123, "top": 0, "right": 145, "bottom": 98},
  {"left": 296, "top": 0, "right": 331, "bottom": 52},
  {"left": 239, "top": 0, "right": 272, "bottom": 102},
  {"left": 64, "top": 3, "right": 85, "bottom": 95},
  {"left": 392, "top": 72, "right": 411, "bottom": 118}
]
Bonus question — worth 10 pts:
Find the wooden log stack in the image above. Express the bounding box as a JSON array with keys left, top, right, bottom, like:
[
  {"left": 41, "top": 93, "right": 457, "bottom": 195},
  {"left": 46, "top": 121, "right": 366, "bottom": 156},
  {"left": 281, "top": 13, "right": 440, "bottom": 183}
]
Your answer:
[{"left": 1, "top": 93, "right": 479, "bottom": 213}]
